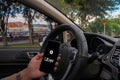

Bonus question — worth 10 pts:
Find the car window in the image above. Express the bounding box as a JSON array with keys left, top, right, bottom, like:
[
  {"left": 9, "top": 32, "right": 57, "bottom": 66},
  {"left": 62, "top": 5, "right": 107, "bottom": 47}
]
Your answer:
[{"left": 0, "top": 1, "right": 58, "bottom": 48}]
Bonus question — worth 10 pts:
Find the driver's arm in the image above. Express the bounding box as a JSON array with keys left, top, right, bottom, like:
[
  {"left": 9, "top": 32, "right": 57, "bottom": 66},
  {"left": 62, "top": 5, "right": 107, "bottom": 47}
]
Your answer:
[
  {"left": 1, "top": 69, "right": 33, "bottom": 80},
  {"left": 1, "top": 53, "right": 60, "bottom": 80}
]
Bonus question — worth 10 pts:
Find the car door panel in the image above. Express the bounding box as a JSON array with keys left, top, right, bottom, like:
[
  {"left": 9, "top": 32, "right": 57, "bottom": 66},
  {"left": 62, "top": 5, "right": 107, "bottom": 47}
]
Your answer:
[{"left": 0, "top": 48, "right": 40, "bottom": 78}]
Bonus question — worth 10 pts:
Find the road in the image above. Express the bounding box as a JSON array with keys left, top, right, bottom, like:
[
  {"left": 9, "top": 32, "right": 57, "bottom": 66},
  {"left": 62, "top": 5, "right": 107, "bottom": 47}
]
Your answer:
[{"left": 0, "top": 40, "right": 39, "bottom": 46}]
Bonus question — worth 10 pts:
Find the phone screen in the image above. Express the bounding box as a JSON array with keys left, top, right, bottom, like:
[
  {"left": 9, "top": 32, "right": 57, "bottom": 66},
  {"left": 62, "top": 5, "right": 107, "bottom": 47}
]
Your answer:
[{"left": 40, "top": 40, "right": 60, "bottom": 73}]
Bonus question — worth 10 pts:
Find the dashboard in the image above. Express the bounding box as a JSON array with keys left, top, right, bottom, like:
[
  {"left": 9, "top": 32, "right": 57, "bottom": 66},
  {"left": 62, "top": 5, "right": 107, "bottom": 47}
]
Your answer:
[
  {"left": 84, "top": 33, "right": 114, "bottom": 55},
  {"left": 71, "top": 32, "right": 117, "bottom": 55},
  {"left": 84, "top": 33, "right": 120, "bottom": 80},
  {"left": 71, "top": 32, "right": 120, "bottom": 80}
]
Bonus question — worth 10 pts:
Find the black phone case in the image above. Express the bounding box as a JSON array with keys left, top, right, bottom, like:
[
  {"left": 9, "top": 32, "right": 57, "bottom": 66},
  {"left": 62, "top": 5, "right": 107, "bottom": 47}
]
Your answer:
[{"left": 40, "top": 40, "right": 60, "bottom": 73}]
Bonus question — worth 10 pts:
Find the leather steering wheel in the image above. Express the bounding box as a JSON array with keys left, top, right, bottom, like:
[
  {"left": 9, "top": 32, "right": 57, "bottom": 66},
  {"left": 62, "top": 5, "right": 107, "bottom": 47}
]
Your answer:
[{"left": 40, "top": 24, "right": 88, "bottom": 80}]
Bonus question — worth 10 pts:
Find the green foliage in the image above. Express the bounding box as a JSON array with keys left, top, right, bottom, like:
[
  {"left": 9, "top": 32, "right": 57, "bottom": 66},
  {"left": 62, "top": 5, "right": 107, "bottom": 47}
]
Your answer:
[
  {"left": 108, "top": 18, "right": 120, "bottom": 37},
  {"left": 62, "top": 0, "right": 120, "bottom": 28},
  {"left": 87, "top": 18, "right": 120, "bottom": 37},
  {"left": 87, "top": 18, "right": 104, "bottom": 33}
]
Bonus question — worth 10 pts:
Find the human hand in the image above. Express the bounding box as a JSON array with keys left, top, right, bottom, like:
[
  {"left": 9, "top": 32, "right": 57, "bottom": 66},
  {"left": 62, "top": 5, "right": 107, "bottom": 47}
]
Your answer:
[{"left": 21, "top": 53, "right": 61, "bottom": 80}]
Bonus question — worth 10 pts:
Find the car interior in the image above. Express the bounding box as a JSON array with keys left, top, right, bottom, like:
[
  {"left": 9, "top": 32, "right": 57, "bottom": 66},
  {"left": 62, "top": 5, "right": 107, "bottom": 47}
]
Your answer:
[{"left": 0, "top": 0, "right": 120, "bottom": 80}]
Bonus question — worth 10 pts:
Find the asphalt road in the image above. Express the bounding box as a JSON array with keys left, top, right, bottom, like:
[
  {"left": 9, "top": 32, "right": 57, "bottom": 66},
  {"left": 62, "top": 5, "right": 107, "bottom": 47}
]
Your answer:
[{"left": 0, "top": 40, "right": 39, "bottom": 46}]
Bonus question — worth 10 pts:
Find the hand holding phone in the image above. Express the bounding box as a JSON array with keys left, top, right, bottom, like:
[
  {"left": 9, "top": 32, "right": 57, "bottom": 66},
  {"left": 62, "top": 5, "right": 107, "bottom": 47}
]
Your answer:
[{"left": 40, "top": 40, "right": 60, "bottom": 73}]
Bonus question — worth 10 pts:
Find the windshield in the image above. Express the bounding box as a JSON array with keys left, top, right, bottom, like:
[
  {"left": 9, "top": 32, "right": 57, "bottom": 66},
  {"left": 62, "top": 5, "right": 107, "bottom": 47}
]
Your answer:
[{"left": 46, "top": 0, "right": 120, "bottom": 38}]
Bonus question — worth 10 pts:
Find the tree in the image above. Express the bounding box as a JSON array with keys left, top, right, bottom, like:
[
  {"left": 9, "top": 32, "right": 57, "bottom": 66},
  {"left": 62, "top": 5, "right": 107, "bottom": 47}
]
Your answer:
[
  {"left": 22, "top": 7, "right": 36, "bottom": 44},
  {"left": 88, "top": 17, "right": 120, "bottom": 37},
  {"left": 22, "top": 6, "right": 48, "bottom": 44},
  {"left": 88, "top": 18, "right": 105, "bottom": 33},
  {"left": 62, "top": 0, "right": 120, "bottom": 28},
  {"left": 108, "top": 18, "right": 120, "bottom": 37},
  {"left": 0, "top": 0, "right": 19, "bottom": 46}
]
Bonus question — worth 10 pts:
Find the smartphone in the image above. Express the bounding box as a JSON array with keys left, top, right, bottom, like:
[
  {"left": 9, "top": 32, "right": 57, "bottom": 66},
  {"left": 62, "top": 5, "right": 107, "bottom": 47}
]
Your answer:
[{"left": 40, "top": 40, "right": 60, "bottom": 73}]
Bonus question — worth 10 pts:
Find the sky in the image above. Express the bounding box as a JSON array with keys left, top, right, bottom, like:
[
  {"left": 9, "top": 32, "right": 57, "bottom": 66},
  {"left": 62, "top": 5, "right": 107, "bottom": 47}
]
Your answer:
[{"left": 106, "top": 9, "right": 120, "bottom": 18}]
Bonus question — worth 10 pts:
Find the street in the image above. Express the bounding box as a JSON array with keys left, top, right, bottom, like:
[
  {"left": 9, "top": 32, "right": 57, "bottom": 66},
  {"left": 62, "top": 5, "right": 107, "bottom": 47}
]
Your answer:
[{"left": 0, "top": 39, "right": 39, "bottom": 46}]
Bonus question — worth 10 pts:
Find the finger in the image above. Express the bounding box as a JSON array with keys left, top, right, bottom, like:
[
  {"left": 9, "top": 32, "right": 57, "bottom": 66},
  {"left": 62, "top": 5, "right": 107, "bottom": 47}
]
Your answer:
[
  {"left": 57, "top": 56, "right": 61, "bottom": 61},
  {"left": 55, "top": 62, "right": 59, "bottom": 66},
  {"left": 54, "top": 67, "right": 57, "bottom": 72},
  {"left": 36, "top": 53, "right": 44, "bottom": 60},
  {"left": 38, "top": 53, "right": 44, "bottom": 57}
]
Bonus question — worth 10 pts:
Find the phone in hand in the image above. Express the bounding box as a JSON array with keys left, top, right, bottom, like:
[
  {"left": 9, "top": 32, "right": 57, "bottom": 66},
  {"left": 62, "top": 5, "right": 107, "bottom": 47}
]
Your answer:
[{"left": 40, "top": 40, "right": 60, "bottom": 73}]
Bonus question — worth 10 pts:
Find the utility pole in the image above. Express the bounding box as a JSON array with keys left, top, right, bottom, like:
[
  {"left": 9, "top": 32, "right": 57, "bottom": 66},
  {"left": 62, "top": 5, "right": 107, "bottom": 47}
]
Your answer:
[{"left": 102, "top": 19, "right": 107, "bottom": 35}]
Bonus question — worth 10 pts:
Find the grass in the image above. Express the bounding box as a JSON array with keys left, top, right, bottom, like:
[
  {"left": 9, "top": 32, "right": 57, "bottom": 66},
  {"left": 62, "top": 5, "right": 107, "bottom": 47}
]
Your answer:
[{"left": 0, "top": 43, "right": 40, "bottom": 48}]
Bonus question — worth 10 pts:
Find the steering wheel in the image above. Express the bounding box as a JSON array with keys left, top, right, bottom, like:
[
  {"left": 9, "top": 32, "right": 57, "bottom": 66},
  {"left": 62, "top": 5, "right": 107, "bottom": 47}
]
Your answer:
[{"left": 40, "top": 24, "right": 88, "bottom": 80}]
